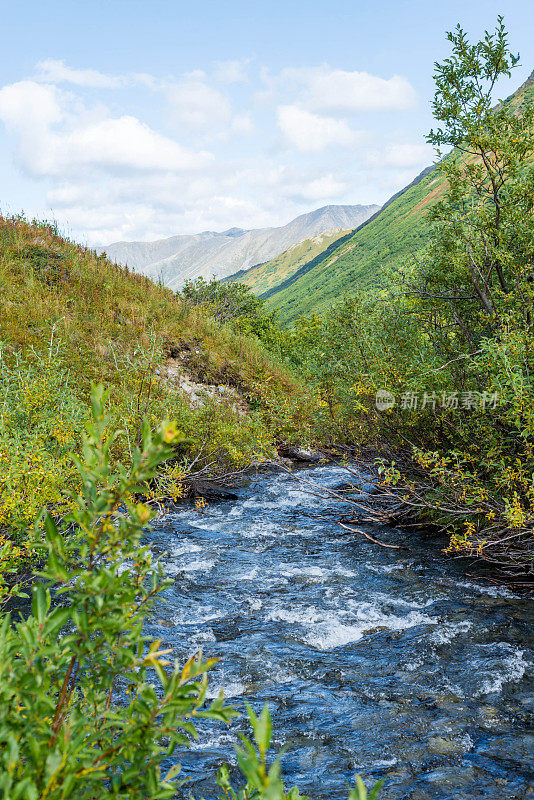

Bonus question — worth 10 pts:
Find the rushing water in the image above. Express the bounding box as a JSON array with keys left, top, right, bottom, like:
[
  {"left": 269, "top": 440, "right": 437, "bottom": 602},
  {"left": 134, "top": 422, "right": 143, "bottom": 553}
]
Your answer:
[{"left": 145, "top": 465, "right": 534, "bottom": 799}]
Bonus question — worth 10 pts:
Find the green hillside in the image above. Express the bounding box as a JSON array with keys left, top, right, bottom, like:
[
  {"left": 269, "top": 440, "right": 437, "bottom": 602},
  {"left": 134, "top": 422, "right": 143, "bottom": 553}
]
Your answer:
[
  {"left": 226, "top": 228, "right": 350, "bottom": 295},
  {"left": 266, "top": 69, "right": 534, "bottom": 324},
  {"left": 0, "top": 215, "right": 329, "bottom": 584}
]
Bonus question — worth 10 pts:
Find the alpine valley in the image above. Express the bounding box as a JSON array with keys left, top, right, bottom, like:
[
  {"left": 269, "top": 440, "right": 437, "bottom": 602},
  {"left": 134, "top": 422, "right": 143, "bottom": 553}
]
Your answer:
[{"left": 97, "top": 204, "right": 379, "bottom": 289}]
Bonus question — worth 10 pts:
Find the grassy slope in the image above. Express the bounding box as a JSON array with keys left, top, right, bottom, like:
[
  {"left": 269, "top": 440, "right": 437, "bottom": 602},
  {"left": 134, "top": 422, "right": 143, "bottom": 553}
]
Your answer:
[
  {"left": 225, "top": 228, "right": 350, "bottom": 295},
  {"left": 266, "top": 73, "right": 534, "bottom": 324},
  {"left": 0, "top": 218, "right": 301, "bottom": 403},
  {"left": 0, "top": 216, "right": 321, "bottom": 551}
]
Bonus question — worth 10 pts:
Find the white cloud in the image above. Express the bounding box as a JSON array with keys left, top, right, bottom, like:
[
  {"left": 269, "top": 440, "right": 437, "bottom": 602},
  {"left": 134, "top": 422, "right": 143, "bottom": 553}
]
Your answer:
[
  {"left": 281, "top": 173, "right": 349, "bottom": 201},
  {"left": 167, "top": 77, "right": 231, "bottom": 129},
  {"left": 213, "top": 59, "right": 250, "bottom": 84},
  {"left": 231, "top": 113, "right": 253, "bottom": 135},
  {"left": 36, "top": 58, "right": 126, "bottom": 89},
  {"left": 47, "top": 175, "right": 282, "bottom": 244},
  {"left": 57, "top": 116, "right": 213, "bottom": 174},
  {"left": 366, "top": 142, "right": 434, "bottom": 167},
  {"left": 0, "top": 80, "right": 213, "bottom": 177},
  {"left": 277, "top": 105, "right": 360, "bottom": 152},
  {"left": 0, "top": 81, "right": 66, "bottom": 175},
  {"left": 211, "top": 113, "right": 254, "bottom": 141},
  {"left": 0, "top": 80, "right": 63, "bottom": 130},
  {"left": 280, "top": 66, "right": 417, "bottom": 112},
  {"left": 44, "top": 161, "right": 351, "bottom": 243},
  {"left": 0, "top": 57, "right": 428, "bottom": 246}
]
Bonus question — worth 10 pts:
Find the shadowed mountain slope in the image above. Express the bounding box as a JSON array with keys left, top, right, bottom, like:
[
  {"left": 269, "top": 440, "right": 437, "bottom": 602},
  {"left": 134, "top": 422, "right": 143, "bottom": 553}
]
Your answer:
[{"left": 224, "top": 227, "right": 352, "bottom": 295}]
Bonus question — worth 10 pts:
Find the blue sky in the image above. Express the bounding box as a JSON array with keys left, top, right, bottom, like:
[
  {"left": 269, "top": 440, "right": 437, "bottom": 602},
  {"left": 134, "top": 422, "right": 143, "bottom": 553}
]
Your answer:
[{"left": 0, "top": 0, "right": 532, "bottom": 245}]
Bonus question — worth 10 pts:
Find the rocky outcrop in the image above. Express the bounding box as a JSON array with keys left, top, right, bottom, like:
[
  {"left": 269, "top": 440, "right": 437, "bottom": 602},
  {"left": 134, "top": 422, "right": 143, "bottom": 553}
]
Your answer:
[{"left": 159, "top": 353, "right": 249, "bottom": 417}]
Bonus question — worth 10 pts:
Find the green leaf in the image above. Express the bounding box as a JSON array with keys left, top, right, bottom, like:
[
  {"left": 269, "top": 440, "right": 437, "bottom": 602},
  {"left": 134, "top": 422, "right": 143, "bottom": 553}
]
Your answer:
[
  {"left": 245, "top": 701, "right": 272, "bottom": 756},
  {"left": 12, "top": 778, "right": 38, "bottom": 800},
  {"left": 368, "top": 780, "right": 385, "bottom": 800},
  {"left": 4, "top": 733, "right": 19, "bottom": 770},
  {"left": 47, "top": 551, "right": 69, "bottom": 582},
  {"left": 44, "top": 606, "right": 72, "bottom": 637},
  {"left": 31, "top": 583, "right": 50, "bottom": 623},
  {"left": 163, "top": 762, "right": 182, "bottom": 782},
  {"left": 44, "top": 513, "right": 65, "bottom": 558},
  {"left": 349, "top": 776, "right": 367, "bottom": 800},
  {"left": 45, "top": 750, "right": 63, "bottom": 780}
]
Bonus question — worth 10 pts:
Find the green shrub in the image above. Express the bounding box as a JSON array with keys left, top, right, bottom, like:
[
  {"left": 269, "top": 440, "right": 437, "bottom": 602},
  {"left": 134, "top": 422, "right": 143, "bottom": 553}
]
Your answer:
[
  {"left": 281, "top": 19, "right": 534, "bottom": 575},
  {"left": 180, "top": 277, "right": 282, "bottom": 347},
  {"left": 17, "top": 244, "right": 70, "bottom": 286}
]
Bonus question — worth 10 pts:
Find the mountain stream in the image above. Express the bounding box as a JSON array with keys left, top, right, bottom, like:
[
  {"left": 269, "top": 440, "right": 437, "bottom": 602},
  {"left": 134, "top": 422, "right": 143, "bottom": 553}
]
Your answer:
[{"left": 145, "top": 464, "right": 534, "bottom": 799}]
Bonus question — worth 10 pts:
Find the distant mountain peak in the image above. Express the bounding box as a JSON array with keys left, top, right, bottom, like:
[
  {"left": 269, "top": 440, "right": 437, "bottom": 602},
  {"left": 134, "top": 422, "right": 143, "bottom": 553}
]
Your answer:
[
  {"left": 97, "top": 204, "right": 380, "bottom": 290},
  {"left": 222, "top": 227, "right": 246, "bottom": 237}
]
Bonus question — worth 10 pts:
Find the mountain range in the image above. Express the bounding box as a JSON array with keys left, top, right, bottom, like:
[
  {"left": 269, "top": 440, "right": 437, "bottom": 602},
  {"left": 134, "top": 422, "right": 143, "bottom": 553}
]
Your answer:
[{"left": 97, "top": 205, "right": 379, "bottom": 290}]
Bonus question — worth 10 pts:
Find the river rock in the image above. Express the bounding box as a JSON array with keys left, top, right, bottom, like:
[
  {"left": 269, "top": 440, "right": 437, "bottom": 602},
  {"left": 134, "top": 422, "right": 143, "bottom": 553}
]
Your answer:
[
  {"left": 425, "top": 766, "right": 475, "bottom": 787},
  {"left": 476, "top": 705, "right": 511, "bottom": 731},
  {"left": 279, "top": 446, "right": 323, "bottom": 463},
  {"left": 427, "top": 735, "right": 470, "bottom": 754},
  {"left": 186, "top": 478, "right": 238, "bottom": 501},
  {"left": 279, "top": 457, "right": 294, "bottom": 467}
]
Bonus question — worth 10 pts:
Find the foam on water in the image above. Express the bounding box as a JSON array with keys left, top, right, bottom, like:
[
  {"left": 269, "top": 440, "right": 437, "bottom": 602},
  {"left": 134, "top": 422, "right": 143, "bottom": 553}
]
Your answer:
[
  {"left": 429, "top": 620, "right": 473, "bottom": 644},
  {"left": 206, "top": 678, "right": 246, "bottom": 699},
  {"left": 452, "top": 579, "right": 518, "bottom": 600},
  {"left": 188, "top": 730, "right": 238, "bottom": 752},
  {"left": 370, "top": 757, "right": 398, "bottom": 769},
  {"left": 280, "top": 564, "right": 329, "bottom": 581},
  {"left": 240, "top": 519, "right": 281, "bottom": 538},
  {"left": 476, "top": 644, "right": 531, "bottom": 696},
  {"left": 237, "top": 567, "right": 260, "bottom": 580},
  {"left": 169, "top": 542, "right": 203, "bottom": 556},
  {"left": 172, "top": 605, "right": 226, "bottom": 625},
  {"left": 266, "top": 603, "right": 437, "bottom": 651},
  {"left": 366, "top": 562, "right": 407, "bottom": 575},
  {"left": 181, "top": 558, "right": 217, "bottom": 573},
  {"left": 360, "top": 592, "right": 435, "bottom": 610}
]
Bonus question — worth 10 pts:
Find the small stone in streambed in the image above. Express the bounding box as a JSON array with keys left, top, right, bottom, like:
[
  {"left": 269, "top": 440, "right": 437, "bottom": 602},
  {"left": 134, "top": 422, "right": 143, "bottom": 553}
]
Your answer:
[
  {"left": 476, "top": 705, "right": 511, "bottom": 731},
  {"left": 427, "top": 736, "right": 470, "bottom": 755},
  {"left": 425, "top": 766, "right": 476, "bottom": 787}
]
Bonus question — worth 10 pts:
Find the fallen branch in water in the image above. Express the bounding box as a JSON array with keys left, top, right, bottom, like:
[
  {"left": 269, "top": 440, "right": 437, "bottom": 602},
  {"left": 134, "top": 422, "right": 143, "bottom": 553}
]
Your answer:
[
  {"left": 338, "top": 522, "right": 405, "bottom": 549},
  {"left": 273, "top": 459, "right": 408, "bottom": 550}
]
